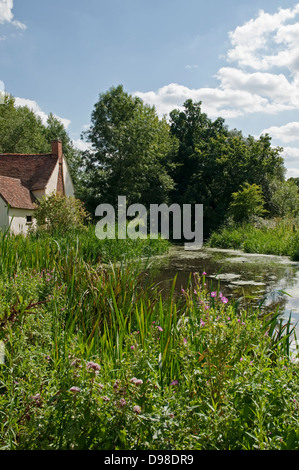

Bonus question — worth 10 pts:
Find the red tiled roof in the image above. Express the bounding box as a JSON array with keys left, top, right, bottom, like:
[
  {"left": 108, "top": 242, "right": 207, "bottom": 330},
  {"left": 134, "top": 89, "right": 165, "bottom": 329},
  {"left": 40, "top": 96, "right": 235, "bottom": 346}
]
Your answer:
[
  {"left": 0, "top": 175, "right": 36, "bottom": 210},
  {"left": 0, "top": 153, "right": 58, "bottom": 190}
]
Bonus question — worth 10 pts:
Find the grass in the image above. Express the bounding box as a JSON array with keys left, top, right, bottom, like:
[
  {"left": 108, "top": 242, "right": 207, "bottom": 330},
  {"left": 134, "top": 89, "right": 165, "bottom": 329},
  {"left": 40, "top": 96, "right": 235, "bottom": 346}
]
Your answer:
[
  {"left": 207, "top": 217, "right": 299, "bottom": 261},
  {"left": 0, "top": 228, "right": 298, "bottom": 450}
]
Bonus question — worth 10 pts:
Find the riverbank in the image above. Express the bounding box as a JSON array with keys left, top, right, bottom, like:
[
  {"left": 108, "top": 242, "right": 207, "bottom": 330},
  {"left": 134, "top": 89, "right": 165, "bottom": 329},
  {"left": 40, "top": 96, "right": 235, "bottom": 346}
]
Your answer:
[
  {"left": 207, "top": 217, "right": 299, "bottom": 261},
  {"left": 0, "top": 230, "right": 298, "bottom": 450}
]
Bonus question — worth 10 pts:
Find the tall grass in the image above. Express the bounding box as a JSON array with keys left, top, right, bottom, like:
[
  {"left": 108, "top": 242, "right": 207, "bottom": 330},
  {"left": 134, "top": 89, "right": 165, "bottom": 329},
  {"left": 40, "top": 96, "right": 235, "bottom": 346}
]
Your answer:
[
  {"left": 0, "top": 229, "right": 298, "bottom": 450},
  {"left": 208, "top": 217, "right": 299, "bottom": 261}
]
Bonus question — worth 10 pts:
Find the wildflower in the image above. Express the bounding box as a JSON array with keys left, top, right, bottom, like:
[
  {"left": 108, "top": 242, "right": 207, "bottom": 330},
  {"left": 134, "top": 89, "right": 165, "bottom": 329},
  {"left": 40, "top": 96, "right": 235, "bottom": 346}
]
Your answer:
[
  {"left": 181, "top": 288, "right": 185, "bottom": 294},
  {"left": 219, "top": 292, "right": 223, "bottom": 298},
  {"left": 240, "top": 357, "right": 243, "bottom": 362},
  {"left": 135, "top": 379, "right": 143, "bottom": 385},
  {"left": 69, "top": 386, "right": 81, "bottom": 393},
  {"left": 211, "top": 292, "right": 217, "bottom": 297},
  {"left": 157, "top": 326, "right": 163, "bottom": 332},
  {"left": 169, "top": 413, "right": 175, "bottom": 418},
  {"left": 204, "top": 306, "right": 209, "bottom": 310},
  {"left": 202, "top": 271, "right": 207, "bottom": 276},
  {"left": 130, "top": 377, "right": 143, "bottom": 385},
  {"left": 183, "top": 338, "right": 187, "bottom": 344},
  {"left": 200, "top": 319, "right": 205, "bottom": 326},
  {"left": 133, "top": 405, "right": 141, "bottom": 414},
  {"left": 221, "top": 296, "right": 228, "bottom": 304},
  {"left": 194, "top": 290, "right": 197, "bottom": 295},
  {"left": 170, "top": 380, "right": 179, "bottom": 386},
  {"left": 86, "top": 361, "right": 101, "bottom": 373},
  {"left": 130, "top": 377, "right": 138, "bottom": 383},
  {"left": 130, "top": 345, "right": 135, "bottom": 350},
  {"left": 119, "top": 398, "right": 126, "bottom": 407},
  {"left": 102, "top": 396, "right": 110, "bottom": 402},
  {"left": 31, "top": 393, "right": 41, "bottom": 401}
]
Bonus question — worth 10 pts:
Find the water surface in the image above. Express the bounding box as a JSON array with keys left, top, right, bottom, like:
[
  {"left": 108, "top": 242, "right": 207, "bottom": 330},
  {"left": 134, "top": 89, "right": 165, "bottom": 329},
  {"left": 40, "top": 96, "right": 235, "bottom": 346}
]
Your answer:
[{"left": 150, "top": 246, "right": 299, "bottom": 331}]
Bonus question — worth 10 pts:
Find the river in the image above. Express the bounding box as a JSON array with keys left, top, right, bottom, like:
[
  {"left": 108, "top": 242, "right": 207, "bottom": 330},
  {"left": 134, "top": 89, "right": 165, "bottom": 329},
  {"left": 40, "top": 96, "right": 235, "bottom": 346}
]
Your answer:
[{"left": 149, "top": 246, "right": 299, "bottom": 345}]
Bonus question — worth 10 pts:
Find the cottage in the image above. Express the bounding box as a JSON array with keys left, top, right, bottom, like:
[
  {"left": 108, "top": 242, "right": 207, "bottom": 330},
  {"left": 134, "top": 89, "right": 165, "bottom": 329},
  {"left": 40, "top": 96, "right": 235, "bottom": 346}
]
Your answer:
[{"left": 0, "top": 140, "right": 75, "bottom": 234}]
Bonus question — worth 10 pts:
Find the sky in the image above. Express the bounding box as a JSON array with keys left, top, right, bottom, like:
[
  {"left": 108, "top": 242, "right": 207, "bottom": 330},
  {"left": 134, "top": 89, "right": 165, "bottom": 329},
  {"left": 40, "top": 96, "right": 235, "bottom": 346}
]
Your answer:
[{"left": 1, "top": 0, "right": 299, "bottom": 178}]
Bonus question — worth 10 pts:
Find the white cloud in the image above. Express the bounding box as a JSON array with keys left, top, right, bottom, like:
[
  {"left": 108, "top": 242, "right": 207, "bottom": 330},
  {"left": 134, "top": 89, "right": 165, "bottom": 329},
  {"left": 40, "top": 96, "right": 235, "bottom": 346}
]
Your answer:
[
  {"left": 226, "top": 4, "right": 299, "bottom": 71},
  {"left": 261, "top": 122, "right": 299, "bottom": 143},
  {"left": 134, "top": 3, "right": 299, "bottom": 126},
  {"left": 72, "top": 138, "right": 92, "bottom": 152},
  {"left": 0, "top": 0, "right": 26, "bottom": 30},
  {"left": 14, "top": 96, "right": 71, "bottom": 129}
]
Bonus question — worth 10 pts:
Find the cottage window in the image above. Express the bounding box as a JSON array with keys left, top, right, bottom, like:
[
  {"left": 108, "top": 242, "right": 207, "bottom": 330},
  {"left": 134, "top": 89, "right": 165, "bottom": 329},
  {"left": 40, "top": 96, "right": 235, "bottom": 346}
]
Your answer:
[{"left": 26, "top": 215, "right": 33, "bottom": 224}]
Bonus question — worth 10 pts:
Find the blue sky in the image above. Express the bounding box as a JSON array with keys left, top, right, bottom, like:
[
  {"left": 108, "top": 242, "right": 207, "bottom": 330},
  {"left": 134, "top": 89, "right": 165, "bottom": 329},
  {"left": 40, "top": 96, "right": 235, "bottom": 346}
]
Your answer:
[{"left": 1, "top": 0, "right": 299, "bottom": 178}]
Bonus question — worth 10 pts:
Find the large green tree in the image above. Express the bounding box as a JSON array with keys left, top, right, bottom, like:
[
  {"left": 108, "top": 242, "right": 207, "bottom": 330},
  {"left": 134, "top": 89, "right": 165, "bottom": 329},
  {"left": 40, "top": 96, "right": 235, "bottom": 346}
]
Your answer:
[
  {"left": 0, "top": 95, "right": 49, "bottom": 153},
  {"left": 81, "top": 85, "right": 178, "bottom": 213},
  {"left": 169, "top": 99, "right": 286, "bottom": 236}
]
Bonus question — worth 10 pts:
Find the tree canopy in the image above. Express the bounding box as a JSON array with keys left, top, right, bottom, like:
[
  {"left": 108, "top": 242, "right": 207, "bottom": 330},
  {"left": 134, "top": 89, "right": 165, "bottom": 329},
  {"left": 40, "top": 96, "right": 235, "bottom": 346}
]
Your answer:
[{"left": 81, "top": 85, "right": 178, "bottom": 212}]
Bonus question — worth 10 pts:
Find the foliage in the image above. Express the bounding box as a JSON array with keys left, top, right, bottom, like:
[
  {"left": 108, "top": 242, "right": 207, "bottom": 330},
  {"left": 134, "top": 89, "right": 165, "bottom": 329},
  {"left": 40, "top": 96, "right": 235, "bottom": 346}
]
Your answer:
[
  {"left": 269, "top": 178, "right": 299, "bottom": 218},
  {"left": 0, "top": 247, "right": 298, "bottom": 450},
  {"left": 80, "top": 85, "right": 178, "bottom": 214},
  {"left": 33, "top": 193, "right": 91, "bottom": 235},
  {"left": 229, "top": 183, "right": 267, "bottom": 222},
  {"left": 0, "top": 95, "right": 49, "bottom": 153},
  {"left": 168, "top": 100, "right": 285, "bottom": 236},
  {"left": 208, "top": 217, "right": 299, "bottom": 261}
]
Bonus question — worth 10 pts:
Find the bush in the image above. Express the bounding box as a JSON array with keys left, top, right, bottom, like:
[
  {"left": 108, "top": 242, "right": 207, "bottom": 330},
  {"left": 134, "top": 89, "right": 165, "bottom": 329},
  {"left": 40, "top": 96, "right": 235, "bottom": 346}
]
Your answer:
[
  {"left": 229, "top": 183, "right": 267, "bottom": 223},
  {"left": 33, "top": 193, "right": 90, "bottom": 235}
]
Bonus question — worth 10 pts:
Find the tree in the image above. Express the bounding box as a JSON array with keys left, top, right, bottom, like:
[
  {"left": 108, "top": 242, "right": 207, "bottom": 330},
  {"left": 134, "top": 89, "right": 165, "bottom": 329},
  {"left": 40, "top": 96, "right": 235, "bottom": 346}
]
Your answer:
[
  {"left": 81, "top": 85, "right": 178, "bottom": 213},
  {"left": 0, "top": 95, "right": 49, "bottom": 153},
  {"left": 169, "top": 99, "right": 286, "bottom": 236},
  {"left": 228, "top": 183, "right": 267, "bottom": 222},
  {"left": 269, "top": 179, "right": 299, "bottom": 217},
  {"left": 33, "top": 193, "right": 90, "bottom": 235}
]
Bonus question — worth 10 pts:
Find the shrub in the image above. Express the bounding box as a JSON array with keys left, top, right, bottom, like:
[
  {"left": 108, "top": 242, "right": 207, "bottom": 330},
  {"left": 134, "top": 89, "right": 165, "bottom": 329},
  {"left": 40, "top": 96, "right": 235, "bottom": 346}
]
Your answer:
[
  {"left": 229, "top": 183, "right": 267, "bottom": 223},
  {"left": 33, "top": 193, "right": 90, "bottom": 235}
]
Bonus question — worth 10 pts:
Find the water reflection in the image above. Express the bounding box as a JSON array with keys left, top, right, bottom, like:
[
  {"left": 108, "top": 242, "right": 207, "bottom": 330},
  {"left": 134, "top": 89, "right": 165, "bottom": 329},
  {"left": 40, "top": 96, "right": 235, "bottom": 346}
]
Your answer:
[{"left": 150, "top": 246, "right": 299, "bottom": 329}]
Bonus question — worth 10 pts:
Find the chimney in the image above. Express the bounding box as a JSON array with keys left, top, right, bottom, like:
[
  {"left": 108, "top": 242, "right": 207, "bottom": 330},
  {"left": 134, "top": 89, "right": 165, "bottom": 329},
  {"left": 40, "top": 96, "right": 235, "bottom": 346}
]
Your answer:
[
  {"left": 51, "top": 140, "right": 65, "bottom": 195},
  {"left": 51, "top": 140, "right": 63, "bottom": 161}
]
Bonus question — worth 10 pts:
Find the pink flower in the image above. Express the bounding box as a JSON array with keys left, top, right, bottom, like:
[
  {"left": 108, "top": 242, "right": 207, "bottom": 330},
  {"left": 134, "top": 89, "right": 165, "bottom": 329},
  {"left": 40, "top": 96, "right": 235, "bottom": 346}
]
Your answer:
[
  {"left": 200, "top": 319, "right": 206, "bottom": 326},
  {"left": 130, "top": 377, "right": 143, "bottom": 385},
  {"left": 211, "top": 291, "right": 217, "bottom": 297},
  {"left": 157, "top": 326, "right": 163, "bottom": 332},
  {"left": 119, "top": 398, "right": 126, "bottom": 407},
  {"left": 170, "top": 380, "right": 179, "bottom": 386},
  {"left": 202, "top": 271, "right": 207, "bottom": 275},
  {"left": 133, "top": 405, "right": 141, "bottom": 414},
  {"left": 86, "top": 361, "right": 101, "bottom": 372},
  {"left": 221, "top": 296, "right": 228, "bottom": 304},
  {"left": 69, "top": 386, "right": 81, "bottom": 393}
]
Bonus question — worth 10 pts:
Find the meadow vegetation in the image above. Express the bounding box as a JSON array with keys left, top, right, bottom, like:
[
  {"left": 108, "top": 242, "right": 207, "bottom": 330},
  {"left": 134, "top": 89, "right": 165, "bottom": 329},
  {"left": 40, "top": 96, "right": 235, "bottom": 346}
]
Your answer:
[
  {"left": 208, "top": 217, "right": 299, "bottom": 261},
  {"left": 0, "top": 228, "right": 298, "bottom": 450}
]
